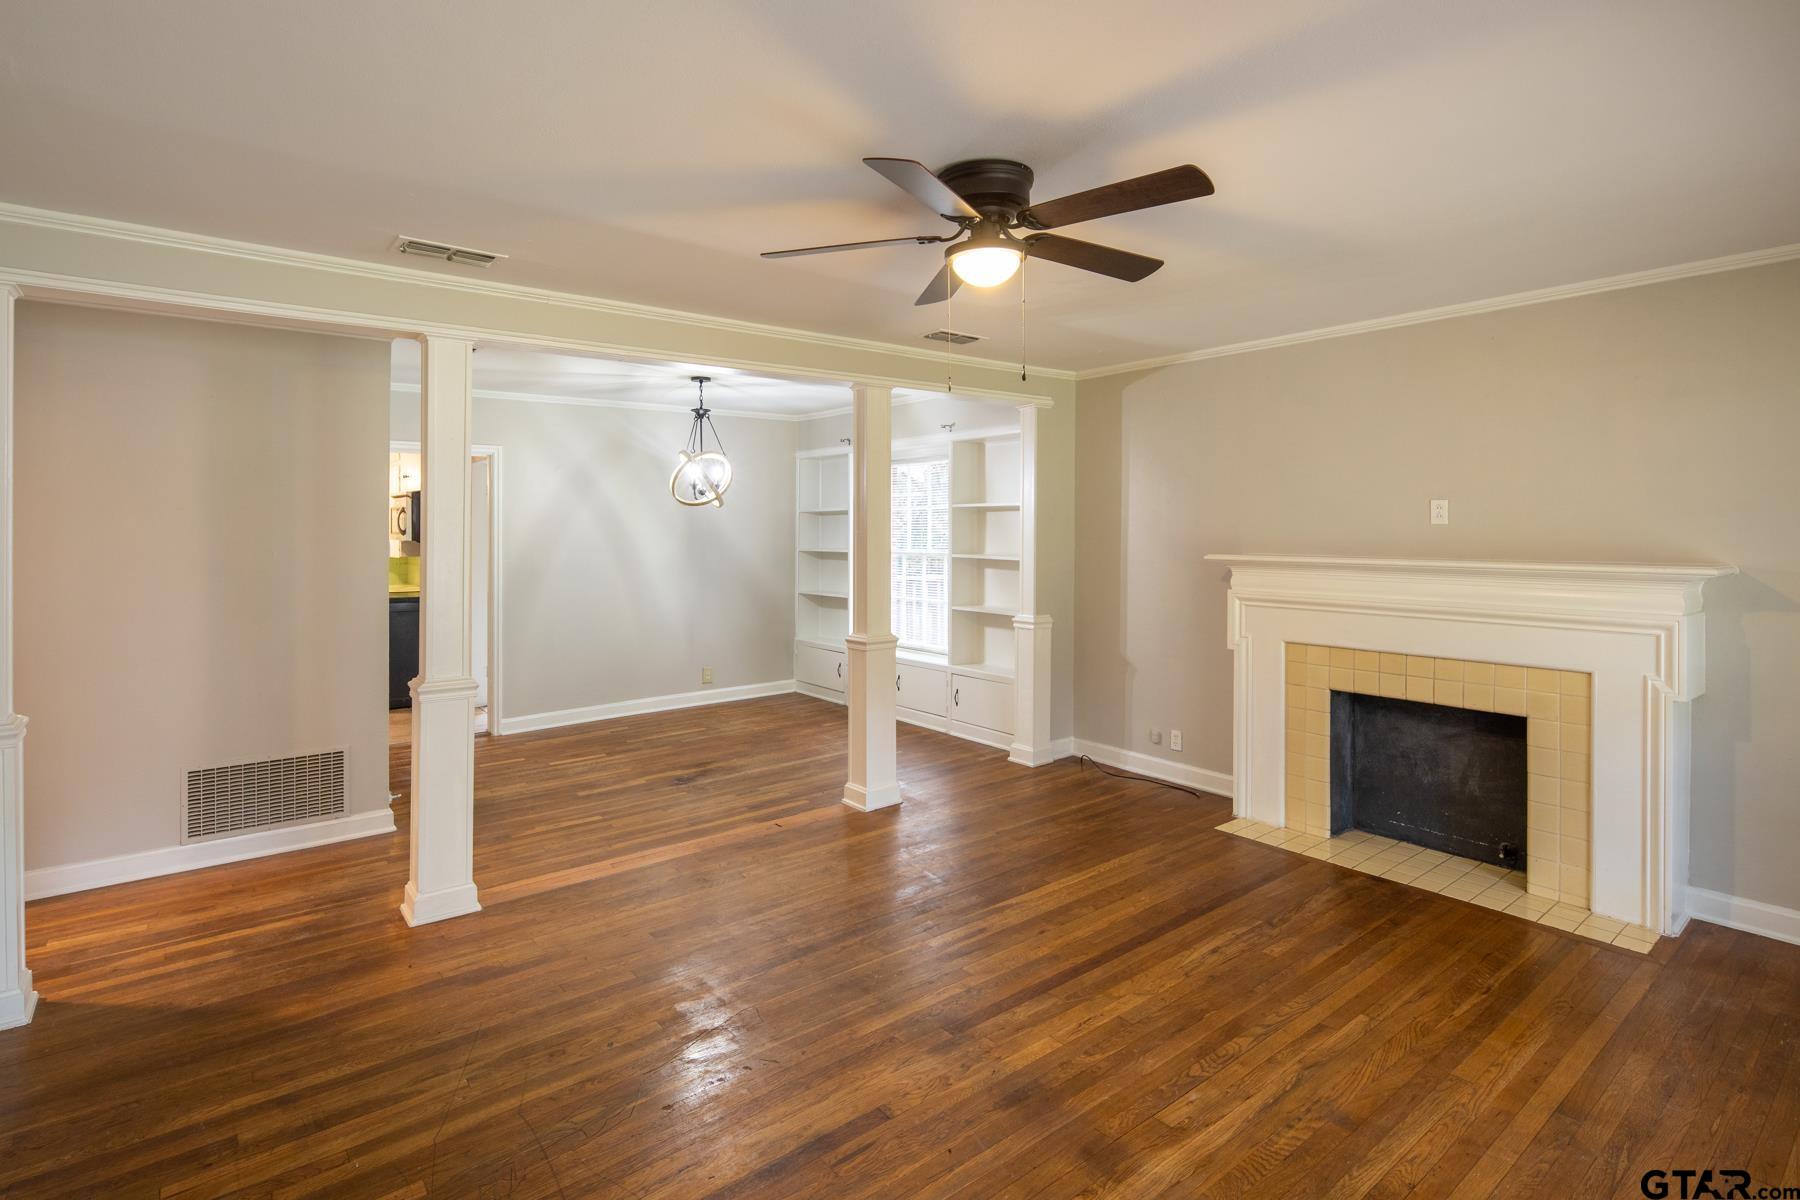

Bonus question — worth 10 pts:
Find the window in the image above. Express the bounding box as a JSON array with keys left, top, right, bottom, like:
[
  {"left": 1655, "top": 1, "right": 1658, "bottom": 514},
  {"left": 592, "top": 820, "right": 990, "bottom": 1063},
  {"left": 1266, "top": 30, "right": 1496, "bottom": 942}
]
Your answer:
[{"left": 891, "top": 458, "right": 950, "bottom": 652}]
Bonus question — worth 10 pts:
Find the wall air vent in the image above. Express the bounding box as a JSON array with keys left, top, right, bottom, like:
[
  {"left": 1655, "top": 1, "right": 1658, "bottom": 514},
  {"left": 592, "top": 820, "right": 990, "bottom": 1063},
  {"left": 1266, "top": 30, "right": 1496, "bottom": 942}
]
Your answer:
[
  {"left": 183, "top": 749, "right": 347, "bottom": 842},
  {"left": 395, "top": 236, "right": 507, "bottom": 268},
  {"left": 924, "top": 329, "right": 982, "bottom": 345}
]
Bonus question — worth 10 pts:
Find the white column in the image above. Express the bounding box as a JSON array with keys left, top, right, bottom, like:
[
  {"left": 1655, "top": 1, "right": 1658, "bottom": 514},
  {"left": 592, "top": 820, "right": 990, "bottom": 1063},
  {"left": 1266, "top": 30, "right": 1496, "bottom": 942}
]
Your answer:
[
  {"left": 843, "top": 384, "right": 899, "bottom": 811},
  {"left": 1009, "top": 403, "right": 1055, "bottom": 767},
  {"left": 401, "top": 335, "right": 482, "bottom": 926},
  {"left": 0, "top": 286, "right": 34, "bottom": 1028}
]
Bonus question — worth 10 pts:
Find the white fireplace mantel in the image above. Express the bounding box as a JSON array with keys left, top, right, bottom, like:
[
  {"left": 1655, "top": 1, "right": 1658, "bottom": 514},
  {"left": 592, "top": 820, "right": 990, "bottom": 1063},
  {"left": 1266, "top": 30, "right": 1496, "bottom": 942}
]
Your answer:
[{"left": 1207, "top": 554, "right": 1735, "bottom": 935}]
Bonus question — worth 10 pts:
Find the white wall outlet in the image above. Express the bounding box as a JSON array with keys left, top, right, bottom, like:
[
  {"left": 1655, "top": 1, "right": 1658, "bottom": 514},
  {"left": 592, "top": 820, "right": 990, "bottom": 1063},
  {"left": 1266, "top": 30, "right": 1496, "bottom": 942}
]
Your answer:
[
  {"left": 1430, "top": 498, "right": 1450, "bottom": 525},
  {"left": 1150, "top": 729, "right": 1163, "bottom": 746},
  {"left": 701, "top": 666, "right": 713, "bottom": 685},
  {"left": 1170, "top": 730, "right": 1183, "bottom": 751}
]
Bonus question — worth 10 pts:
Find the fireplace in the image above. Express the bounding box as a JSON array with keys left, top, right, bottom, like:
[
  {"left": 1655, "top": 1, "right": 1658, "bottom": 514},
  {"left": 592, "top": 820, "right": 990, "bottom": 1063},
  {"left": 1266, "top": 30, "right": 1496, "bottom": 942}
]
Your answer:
[
  {"left": 1286, "top": 643, "right": 1588, "bottom": 904},
  {"left": 1209, "top": 555, "right": 1732, "bottom": 936},
  {"left": 1330, "top": 692, "right": 1526, "bottom": 867}
]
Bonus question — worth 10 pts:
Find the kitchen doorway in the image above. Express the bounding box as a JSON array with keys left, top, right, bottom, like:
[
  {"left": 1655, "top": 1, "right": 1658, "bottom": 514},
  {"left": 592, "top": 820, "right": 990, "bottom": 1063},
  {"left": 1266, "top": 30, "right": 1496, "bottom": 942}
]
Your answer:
[{"left": 388, "top": 442, "right": 501, "bottom": 744}]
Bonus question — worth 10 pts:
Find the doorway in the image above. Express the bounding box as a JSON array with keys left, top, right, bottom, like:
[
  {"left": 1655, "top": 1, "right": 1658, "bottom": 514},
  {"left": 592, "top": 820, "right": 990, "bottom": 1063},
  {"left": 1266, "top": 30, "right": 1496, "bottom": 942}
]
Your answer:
[{"left": 388, "top": 442, "right": 501, "bottom": 744}]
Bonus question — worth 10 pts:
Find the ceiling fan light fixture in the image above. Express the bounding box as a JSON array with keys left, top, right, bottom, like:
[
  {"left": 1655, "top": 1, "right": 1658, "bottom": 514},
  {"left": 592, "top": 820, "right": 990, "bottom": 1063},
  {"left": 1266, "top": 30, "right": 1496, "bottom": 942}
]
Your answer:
[
  {"left": 947, "top": 227, "right": 1024, "bottom": 288},
  {"left": 949, "top": 244, "right": 1023, "bottom": 288}
]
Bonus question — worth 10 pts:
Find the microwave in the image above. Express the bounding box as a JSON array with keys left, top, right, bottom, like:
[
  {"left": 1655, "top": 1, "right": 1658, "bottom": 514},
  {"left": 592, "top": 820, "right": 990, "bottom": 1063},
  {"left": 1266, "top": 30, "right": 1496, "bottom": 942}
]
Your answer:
[{"left": 389, "top": 490, "right": 422, "bottom": 555}]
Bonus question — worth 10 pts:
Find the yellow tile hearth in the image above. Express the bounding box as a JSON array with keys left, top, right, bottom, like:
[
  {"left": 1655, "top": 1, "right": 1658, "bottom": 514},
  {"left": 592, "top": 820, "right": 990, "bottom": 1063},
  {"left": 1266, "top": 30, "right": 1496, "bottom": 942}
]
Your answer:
[
  {"left": 1283, "top": 644, "right": 1592, "bottom": 913},
  {"left": 1215, "top": 819, "right": 1652, "bottom": 953}
]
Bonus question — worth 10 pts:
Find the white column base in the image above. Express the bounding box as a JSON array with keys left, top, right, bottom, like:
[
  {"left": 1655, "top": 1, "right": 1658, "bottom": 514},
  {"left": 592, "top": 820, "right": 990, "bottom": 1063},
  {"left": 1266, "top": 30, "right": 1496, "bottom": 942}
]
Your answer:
[
  {"left": 1008, "top": 615, "right": 1055, "bottom": 768},
  {"left": 1007, "top": 746, "right": 1060, "bottom": 768},
  {"left": 842, "top": 781, "right": 902, "bottom": 811},
  {"left": 0, "top": 986, "right": 36, "bottom": 1030},
  {"left": 843, "top": 632, "right": 900, "bottom": 812},
  {"left": 399, "top": 879, "right": 482, "bottom": 926},
  {"left": 0, "top": 715, "right": 34, "bottom": 1029},
  {"left": 404, "top": 676, "right": 481, "bottom": 926}
]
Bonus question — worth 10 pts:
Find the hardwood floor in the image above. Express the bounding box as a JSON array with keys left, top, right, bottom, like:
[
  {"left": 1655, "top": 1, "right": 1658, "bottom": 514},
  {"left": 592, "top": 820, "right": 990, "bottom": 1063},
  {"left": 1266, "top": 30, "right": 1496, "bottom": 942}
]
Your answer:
[{"left": 6, "top": 694, "right": 1797, "bottom": 1198}]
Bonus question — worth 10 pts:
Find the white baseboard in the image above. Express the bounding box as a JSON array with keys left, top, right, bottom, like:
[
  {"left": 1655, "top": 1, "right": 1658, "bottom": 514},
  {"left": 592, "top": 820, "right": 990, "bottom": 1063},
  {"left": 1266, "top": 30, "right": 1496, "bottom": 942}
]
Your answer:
[
  {"left": 1066, "top": 739, "right": 1234, "bottom": 800},
  {"left": 497, "top": 680, "right": 797, "bottom": 735},
  {"left": 25, "top": 807, "right": 397, "bottom": 900},
  {"left": 897, "top": 706, "right": 947, "bottom": 733},
  {"left": 1685, "top": 886, "right": 1800, "bottom": 946},
  {"left": 948, "top": 720, "right": 1013, "bottom": 752}
]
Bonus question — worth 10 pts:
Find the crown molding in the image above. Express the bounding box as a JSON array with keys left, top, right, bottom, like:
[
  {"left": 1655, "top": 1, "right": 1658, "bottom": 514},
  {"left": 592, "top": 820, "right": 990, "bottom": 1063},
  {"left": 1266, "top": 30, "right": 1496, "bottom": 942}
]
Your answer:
[
  {"left": 0, "top": 201, "right": 1075, "bottom": 383},
  {"left": 1076, "top": 241, "right": 1800, "bottom": 380},
  {"left": 387, "top": 380, "right": 933, "bottom": 423},
  {"left": 15, "top": 201, "right": 1787, "bottom": 386}
]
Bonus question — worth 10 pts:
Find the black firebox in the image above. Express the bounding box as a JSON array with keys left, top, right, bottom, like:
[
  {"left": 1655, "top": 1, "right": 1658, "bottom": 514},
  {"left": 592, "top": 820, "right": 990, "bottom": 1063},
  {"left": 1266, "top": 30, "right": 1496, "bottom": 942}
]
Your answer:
[{"left": 1329, "top": 693, "right": 1527, "bottom": 867}]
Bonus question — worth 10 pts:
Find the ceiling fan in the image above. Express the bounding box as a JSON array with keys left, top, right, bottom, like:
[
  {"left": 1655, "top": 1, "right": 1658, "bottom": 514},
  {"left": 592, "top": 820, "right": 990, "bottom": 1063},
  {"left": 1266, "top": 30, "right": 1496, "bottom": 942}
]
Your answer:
[{"left": 761, "top": 157, "right": 1214, "bottom": 305}]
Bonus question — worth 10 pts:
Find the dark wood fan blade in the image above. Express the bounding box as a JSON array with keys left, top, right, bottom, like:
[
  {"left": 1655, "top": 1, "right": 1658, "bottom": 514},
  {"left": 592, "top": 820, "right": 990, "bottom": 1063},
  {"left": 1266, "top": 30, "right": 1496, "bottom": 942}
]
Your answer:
[
  {"left": 914, "top": 264, "right": 963, "bottom": 306},
  {"left": 1025, "top": 234, "right": 1163, "bottom": 281},
  {"left": 1019, "top": 165, "right": 1214, "bottom": 230},
  {"left": 762, "top": 234, "right": 949, "bottom": 259},
  {"left": 865, "top": 158, "right": 980, "bottom": 221}
]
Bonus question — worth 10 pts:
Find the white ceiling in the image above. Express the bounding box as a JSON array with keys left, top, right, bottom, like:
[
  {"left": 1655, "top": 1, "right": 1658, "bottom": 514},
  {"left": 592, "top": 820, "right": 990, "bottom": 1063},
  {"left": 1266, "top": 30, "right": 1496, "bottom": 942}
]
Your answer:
[
  {"left": 389, "top": 342, "right": 916, "bottom": 418},
  {"left": 4, "top": 1, "right": 1798, "bottom": 373}
]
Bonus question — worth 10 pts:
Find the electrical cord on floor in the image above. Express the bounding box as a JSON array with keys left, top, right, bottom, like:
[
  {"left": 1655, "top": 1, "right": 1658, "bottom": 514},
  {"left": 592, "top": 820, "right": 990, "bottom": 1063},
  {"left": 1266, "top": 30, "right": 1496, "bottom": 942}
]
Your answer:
[{"left": 1076, "top": 754, "right": 1212, "bottom": 800}]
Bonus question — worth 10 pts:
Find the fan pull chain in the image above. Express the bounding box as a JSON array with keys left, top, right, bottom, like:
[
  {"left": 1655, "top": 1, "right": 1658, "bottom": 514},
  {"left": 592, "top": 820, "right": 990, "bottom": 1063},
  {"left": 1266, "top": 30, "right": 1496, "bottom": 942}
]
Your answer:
[
  {"left": 944, "top": 283, "right": 954, "bottom": 393},
  {"left": 1019, "top": 257, "right": 1028, "bottom": 382}
]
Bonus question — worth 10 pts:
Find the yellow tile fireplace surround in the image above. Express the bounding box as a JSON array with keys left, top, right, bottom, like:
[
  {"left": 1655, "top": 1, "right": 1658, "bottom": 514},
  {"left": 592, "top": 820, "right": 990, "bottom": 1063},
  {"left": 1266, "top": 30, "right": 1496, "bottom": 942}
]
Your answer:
[{"left": 1283, "top": 643, "right": 1591, "bottom": 908}]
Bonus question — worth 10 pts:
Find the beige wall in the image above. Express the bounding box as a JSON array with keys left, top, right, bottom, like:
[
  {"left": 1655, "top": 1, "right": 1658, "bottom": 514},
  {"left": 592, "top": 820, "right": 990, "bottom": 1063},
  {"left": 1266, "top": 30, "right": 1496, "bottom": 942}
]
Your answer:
[
  {"left": 390, "top": 390, "right": 799, "bottom": 719},
  {"left": 16, "top": 303, "right": 391, "bottom": 870},
  {"left": 1075, "top": 259, "right": 1800, "bottom": 913}
]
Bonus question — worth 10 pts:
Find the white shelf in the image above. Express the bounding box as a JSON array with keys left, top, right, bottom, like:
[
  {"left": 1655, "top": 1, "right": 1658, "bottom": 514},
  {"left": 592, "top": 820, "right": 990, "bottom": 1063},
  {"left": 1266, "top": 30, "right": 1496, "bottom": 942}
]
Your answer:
[
  {"left": 949, "top": 660, "right": 1015, "bottom": 683},
  {"left": 952, "top": 604, "right": 1017, "bottom": 617},
  {"left": 796, "top": 450, "right": 852, "bottom": 646},
  {"left": 952, "top": 501, "right": 1020, "bottom": 511},
  {"left": 953, "top": 553, "right": 1019, "bottom": 562}
]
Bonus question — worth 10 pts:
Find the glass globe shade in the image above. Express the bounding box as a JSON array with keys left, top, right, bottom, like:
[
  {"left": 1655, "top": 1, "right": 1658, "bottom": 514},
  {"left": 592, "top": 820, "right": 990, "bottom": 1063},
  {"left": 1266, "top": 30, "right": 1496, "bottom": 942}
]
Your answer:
[{"left": 950, "top": 244, "right": 1023, "bottom": 288}]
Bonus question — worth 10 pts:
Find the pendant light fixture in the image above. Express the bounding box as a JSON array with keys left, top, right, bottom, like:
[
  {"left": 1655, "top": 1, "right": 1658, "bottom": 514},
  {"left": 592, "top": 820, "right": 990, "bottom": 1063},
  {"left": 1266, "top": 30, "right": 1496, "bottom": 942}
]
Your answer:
[{"left": 670, "top": 376, "right": 733, "bottom": 508}]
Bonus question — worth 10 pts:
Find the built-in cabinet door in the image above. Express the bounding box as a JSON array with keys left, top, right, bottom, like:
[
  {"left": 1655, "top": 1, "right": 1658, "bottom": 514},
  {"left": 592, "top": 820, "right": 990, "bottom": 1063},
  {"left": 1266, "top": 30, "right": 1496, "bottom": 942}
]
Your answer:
[
  {"left": 795, "top": 642, "right": 847, "bottom": 693},
  {"left": 950, "top": 673, "right": 1013, "bottom": 735},
  {"left": 896, "top": 662, "right": 948, "bottom": 716}
]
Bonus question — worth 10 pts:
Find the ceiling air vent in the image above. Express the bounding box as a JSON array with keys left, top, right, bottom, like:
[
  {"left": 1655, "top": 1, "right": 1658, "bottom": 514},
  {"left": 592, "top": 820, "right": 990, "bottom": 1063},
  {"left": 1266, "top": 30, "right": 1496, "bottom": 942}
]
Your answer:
[
  {"left": 395, "top": 236, "right": 507, "bottom": 268},
  {"left": 183, "top": 749, "right": 347, "bottom": 842},
  {"left": 923, "top": 329, "right": 982, "bottom": 345}
]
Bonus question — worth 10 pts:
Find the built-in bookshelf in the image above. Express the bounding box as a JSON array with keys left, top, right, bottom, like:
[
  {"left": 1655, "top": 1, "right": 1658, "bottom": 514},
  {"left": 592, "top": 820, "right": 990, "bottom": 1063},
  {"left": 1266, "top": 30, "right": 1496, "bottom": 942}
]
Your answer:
[
  {"left": 948, "top": 433, "right": 1021, "bottom": 676},
  {"left": 792, "top": 429, "right": 1022, "bottom": 748},
  {"left": 794, "top": 448, "right": 851, "bottom": 649}
]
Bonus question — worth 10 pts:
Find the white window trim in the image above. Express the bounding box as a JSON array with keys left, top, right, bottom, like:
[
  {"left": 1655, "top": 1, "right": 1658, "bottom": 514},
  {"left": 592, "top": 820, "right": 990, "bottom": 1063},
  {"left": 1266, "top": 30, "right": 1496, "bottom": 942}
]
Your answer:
[{"left": 891, "top": 455, "right": 950, "bottom": 655}]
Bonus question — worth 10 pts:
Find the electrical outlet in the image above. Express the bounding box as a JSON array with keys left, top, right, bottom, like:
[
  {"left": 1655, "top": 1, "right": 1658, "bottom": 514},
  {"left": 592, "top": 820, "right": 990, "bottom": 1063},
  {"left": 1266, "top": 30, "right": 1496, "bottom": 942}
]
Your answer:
[
  {"left": 1430, "top": 498, "right": 1450, "bottom": 525},
  {"left": 1150, "top": 729, "right": 1163, "bottom": 746},
  {"left": 701, "top": 666, "right": 713, "bottom": 685},
  {"left": 1170, "top": 730, "right": 1183, "bottom": 752}
]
